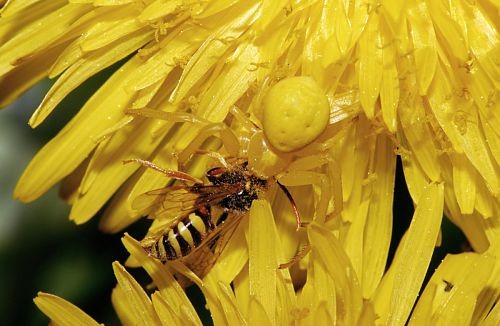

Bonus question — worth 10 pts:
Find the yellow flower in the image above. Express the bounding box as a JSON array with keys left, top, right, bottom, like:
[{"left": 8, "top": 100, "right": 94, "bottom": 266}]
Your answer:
[
  {"left": 35, "top": 200, "right": 499, "bottom": 325},
  {"left": 1, "top": 0, "right": 499, "bottom": 325}
]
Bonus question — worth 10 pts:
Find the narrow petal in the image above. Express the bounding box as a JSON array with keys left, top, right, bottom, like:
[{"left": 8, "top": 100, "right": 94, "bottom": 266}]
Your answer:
[
  {"left": 34, "top": 292, "right": 101, "bottom": 326},
  {"left": 170, "top": 1, "right": 259, "bottom": 103},
  {"left": 407, "top": 1, "right": 437, "bottom": 95},
  {"left": 138, "top": 0, "right": 183, "bottom": 22},
  {"left": 112, "top": 261, "right": 161, "bottom": 326},
  {"left": 426, "top": 0, "right": 468, "bottom": 62},
  {"left": 312, "top": 301, "right": 334, "bottom": 325},
  {"left": 407, "top": 283, "right": 436, "bottom": 325},
  {"left": 29, "top": 29, "right": 154, "bottom": 127},
  {"left": 215, "top": 281, "right": 247, "bottom": 325},
  {"left": 398, "top": 97, "right": 442, "bottom": 182},
  {"left": 68, "top": 115, "right": 168, "bottom": 223},
  {"left": 248, "top": 199, "right": 277, "bottom": 324},
  {"left": 308, "top": 223, "right": 363, "bottom": 325},
  {"left": 410, "top": 252, "right": 495, "bottom": 325},
  {"left": 379, "top": 22, "right": 399, "bottom": 133},
  {"left": 362, "top": 134, "right": 396, "bottom": 298},
  {"left": 298, "top": 250, "right": 337, "bottom": 325},
  {"left": 451, "top": 153, "right": 476, "bottom": 214},
  {"left": 209, "top": 219, "right": 248, "bottom": 284},
  {"left": 247, "top": 296, "right": 273, "bottom": 326},
  {"left": 151, "top": 292, "right": 183, "bottom": 326},
  {"left": 111, "top": 286, "right": 136, "bottom": 326},
  {"left": 374, "top": 182, "right": 444, "bottom": 325},
  {"left": 0, "top": 3, "right": 91, "bottom": 76},
  {"left": 14, "top": 56, "right": 143, "bottom": 202},
  {"left": 357, "top": 13, "right": 382, "bottom": 118},
  {"left": 0, "top": 41, "right": 67, "bottom": 107},
  {"left": 342, "top": 117, "right": 373, "bottom": 277},
  {"left": 121, "top": 234, "right": 201, "bottom": 324}
]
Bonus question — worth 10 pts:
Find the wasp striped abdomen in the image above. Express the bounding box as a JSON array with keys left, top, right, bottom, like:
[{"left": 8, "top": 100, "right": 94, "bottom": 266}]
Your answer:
[{"left": 147, "top": 206, "right": 213, "bottom": 261}]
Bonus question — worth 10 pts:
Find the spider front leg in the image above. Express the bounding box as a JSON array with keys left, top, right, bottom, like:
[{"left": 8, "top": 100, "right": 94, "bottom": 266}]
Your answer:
[
  {"left": 123, "top": 158, "right": 203, "bottom": 183},
  {"left": 177, "top": 121, "right": 241, "bottom": 166},
  {"left": 126, "top": 107, "right": 242, "bottom": 166},
  {"left": 277, "top": 154, "right": 339, "bottom": 225}
]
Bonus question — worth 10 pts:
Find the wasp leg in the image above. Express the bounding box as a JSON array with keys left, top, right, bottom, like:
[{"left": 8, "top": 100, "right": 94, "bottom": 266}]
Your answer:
[{"left": 278, "top": 244, "right": 311, "bottom": 269}]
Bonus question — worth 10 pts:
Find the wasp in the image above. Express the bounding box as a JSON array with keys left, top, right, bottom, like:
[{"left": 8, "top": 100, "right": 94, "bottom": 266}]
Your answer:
[{"left": 126, "top": 158, "right": 301, "bottom": 271}]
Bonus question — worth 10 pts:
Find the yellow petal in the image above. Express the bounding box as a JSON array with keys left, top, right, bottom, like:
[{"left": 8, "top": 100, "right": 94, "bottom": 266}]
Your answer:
[
  {"left": 481, "top": 297, "right": 500, "bottom": 326},
  {"left": 308, "top": 223, "right": 363, "bottom": 325},
  {"left": 357, "top": 301, "right": 377, "bottom": 326},
  {"left": 151, "top": 292, "right": 183, "bottom": 326},
  {"left": 130, "top": 26, "right": 207, "bottom": 92},
  {"left": 469, "top": 68, "right": 500, "bottom": 149},
  {"left": 112, "top": 261, "right": 161, "bottom": 326},
  {"left": 398, "top": 97, "right": 442, "bottom": 182},
  {"left": 441, "top": 174, "right": 490, "bottom": 252},
  {"left": 426, "top": 0, "right": 468, "bottom": 62},
  {"left": 14, "top": 56, "right": 143, "bottom": 202},
  {"left": 209, "top": 218, "right": 248, "bottom": 284},
  {"left": 337, "top": 124, "right": 357, "bottom": 201},
  {"left": 138, "top": 0, "right": 183, "bottom": 22},
  {"left": 68, "top": 113, "right": 166, "bottom": 224},
  {"left": 111, "top": 286, "right": 135, "bottom": 326},
  {"left": 275, "top": 270, "right": 297, "bottom": 325},
  {"left": 451, "top": 153, "right": 476, "bottom": 214},
  {"left": 248, "top": 199, "right": 277, "bottom": 324},
  {"left": 80, "top": 15, "right": 146, "bottom": 52},
  {"left": 374, "top": 182, "right": 444, "bottom": 325},
  {"left": 0, "top": 41, "right": 67, "bottom": 108},
  {"left": 252, "top": 0, "right": 288, "bottom": 32},
  {"left": 1, "top": 0, "right": 62, "bottom": 16},
  {"left": 407, "top": 1, "right": 437, "bottom": 95},
  {"left": 121, "top": 234, "right": 201, "bottom": 324},
  {"left": 98, "top": 109, "right": 183, "bottom": 232},
  {"left": 0, "top": 3, "right": 91, "bottom": 76},
  {"left": 463, "top": 1, "right": 500, "bottom": 88},
  {"left": 33, "top": 292, "right": 101, "bottom": 326},
  {"left": 342, "top": 117, "right": 373, "bottom": 278},
  {"left": 30, "top": 29, "right": 154, "bottom": 127},
  {"left": 479, "top": 107, "right": 500, "bottom": 168},
  {"left": 407, "top": 283, "right": 436, "bottom": 325},
  {"left": 357, "top": 13, "right": 382, "bottom": 118},
  {"left": 93, "top": 0, "right": 135, "bottom": 5},
  {"left": 362, "top": 134, "right": 396, "bottom": 298},
  {"left": 312, "top": 301, "right": 334, "bottom": 325},
  {"left": 379, "top": 20, "right": 399, "bottom": 133},
  {"left": 170, "top": 1, "right": 259, "bottom": 103},
  {"left": 247, "top": 296, "right": 272, "bottom": 326},
  {"left": 411, "top": 252, "right": 495, "bottom": 325},
  {"left": 233, "top": 264, "right": 250, "bottom": 318},
  {"left": 215, "top": 281, "right": 247, "bottom": 325},
  {"left": 298, "top": 250, "right": 337, "bottom": 325}
]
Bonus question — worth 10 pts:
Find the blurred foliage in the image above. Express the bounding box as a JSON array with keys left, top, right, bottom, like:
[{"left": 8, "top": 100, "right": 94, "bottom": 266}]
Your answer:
[{"left": 0, "top": 64, "right": 467, "bottom": 325}]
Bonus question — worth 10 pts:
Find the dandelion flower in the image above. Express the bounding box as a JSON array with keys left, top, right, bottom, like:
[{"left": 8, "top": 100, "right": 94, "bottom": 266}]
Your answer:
[
  {"left": 1, "top": 0, "right": 499, "bottom": 324},
  {"left": 35, "top": 204, "right": 499, "bottom": 325}
]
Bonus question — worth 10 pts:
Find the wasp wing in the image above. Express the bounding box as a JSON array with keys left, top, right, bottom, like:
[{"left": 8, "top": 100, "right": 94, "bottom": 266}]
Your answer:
[
  {"left": 180, "top": 212, "right": 246, "bottom": 278},
  {"left": 131, "top": 183, "right": 243, "bottom": 221}
]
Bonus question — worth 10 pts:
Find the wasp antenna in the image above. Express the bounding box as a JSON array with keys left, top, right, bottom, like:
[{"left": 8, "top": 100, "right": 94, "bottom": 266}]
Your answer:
[
  {"left": 277, "top": 181, "right": 303, "bottom": 231},
  {"left": 124, "top": 158, "right": 202, "bottom": 183}
]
